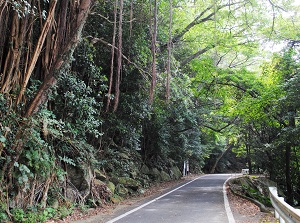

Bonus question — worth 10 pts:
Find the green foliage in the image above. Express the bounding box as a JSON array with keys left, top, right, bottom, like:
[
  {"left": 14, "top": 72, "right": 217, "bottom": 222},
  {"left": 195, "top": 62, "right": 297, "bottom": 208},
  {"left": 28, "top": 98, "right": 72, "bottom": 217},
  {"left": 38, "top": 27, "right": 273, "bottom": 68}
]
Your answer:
[
  {"left": 0, "top": 201, "right": 9, "bottom": 222},
  {"left": 10, "top": 206, "right": 67, "bottom": 223},
  {"left": 56, "top": 72, "right": 102, "bottom": 137},
  {"left": 1, "top": 0, "right": 300, "bottom": 217},
  {"left": 0, "top": 94, "right": 21, "bottom": 153},
  {"left": 6, "top": 0, "right": 36, "bottom": 17}
]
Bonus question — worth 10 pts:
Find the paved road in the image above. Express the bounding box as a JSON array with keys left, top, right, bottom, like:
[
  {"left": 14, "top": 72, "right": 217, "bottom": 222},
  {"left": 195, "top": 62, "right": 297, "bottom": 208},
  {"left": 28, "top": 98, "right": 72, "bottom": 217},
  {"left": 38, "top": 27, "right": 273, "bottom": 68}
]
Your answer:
[{"left": 106, "top": 174, "right": 235, "bottom": 223}]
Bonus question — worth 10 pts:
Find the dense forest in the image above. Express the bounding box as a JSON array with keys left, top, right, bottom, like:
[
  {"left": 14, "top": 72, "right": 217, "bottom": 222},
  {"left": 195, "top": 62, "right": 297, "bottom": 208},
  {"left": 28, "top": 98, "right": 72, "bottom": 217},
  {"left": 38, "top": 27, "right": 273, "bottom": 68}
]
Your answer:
[{"left": 0, "top": 0, "right": 299, "bottom": 221}]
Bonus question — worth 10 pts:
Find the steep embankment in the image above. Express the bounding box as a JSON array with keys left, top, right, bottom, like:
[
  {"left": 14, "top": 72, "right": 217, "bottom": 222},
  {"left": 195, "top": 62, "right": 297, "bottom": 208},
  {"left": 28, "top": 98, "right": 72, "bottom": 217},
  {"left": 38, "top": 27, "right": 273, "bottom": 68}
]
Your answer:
[
  {"left": 226, "top": 175, "right": 280, "bottom": 222},
  {"left": 228, "top": 176, "right": 275, "bottom": 212}
]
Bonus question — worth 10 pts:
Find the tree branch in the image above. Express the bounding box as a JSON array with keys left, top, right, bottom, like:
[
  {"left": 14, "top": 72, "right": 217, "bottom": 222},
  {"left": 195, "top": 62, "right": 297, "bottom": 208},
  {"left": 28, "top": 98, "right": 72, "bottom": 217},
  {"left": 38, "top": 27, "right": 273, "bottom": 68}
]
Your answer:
[
  {"left": 180, "top": 44, "right": 216, "bottom": 67},
  {"left": 215, "top": 79, "right": 258, "bottom": 98},
  {"left": 90, "top": 12, "right": 137, "bottom": 24},
  {"left": 174, "top": 127, "right": 194, "bottom": 133},
  {"left": 201, "top": 116, "right": 238, "bottom": 133},
  {"left": 88, "top": 36, "right": 150, "bottom": 79},
  {"left": 160, "top": 1, "right": 246, "bottom": 51}
]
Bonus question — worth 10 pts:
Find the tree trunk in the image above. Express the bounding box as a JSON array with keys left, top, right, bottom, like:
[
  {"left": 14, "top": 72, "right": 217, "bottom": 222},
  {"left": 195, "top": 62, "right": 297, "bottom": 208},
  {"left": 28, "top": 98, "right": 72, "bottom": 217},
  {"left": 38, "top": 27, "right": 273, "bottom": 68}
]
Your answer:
[
  {"left": 16, "top": 0, "right": 57, "bottom": 105},
  {"left": 106, "top": 0, "right": 118, "bottom": 112},
  {"left": 180, "top": 44, "right": 215, "bottom": 67},
  {"left": 1, "top": 0, "right": 94, "bottom": 197},
  {"left": 26, "top": 0, "right": 93, "bottom": 116},
  {"left": 246, "top": 144, "right": 252, "bottom": 174},
  {"left": 113, "top": 0, "right": 124, "bottom": 112},
  {"left": 166, "top": 0, "right": 172, "bottom": 102},
  {"left": 210, "top": 144, "right": 233, "bottom": 174},
  {"left": 285, "top": 113, "right": 296, "bottom": 204},
  {"left": 149, "top": 0, "right": 157, "bottom": 104},
  {"left": 285, "top": 145, "right": 293, "bottom": 204}
]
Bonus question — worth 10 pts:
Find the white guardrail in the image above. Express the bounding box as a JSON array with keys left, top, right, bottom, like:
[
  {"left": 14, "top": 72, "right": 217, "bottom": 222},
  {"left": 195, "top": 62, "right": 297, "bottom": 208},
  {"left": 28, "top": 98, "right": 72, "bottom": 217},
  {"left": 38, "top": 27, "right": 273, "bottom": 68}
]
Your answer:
[{"left": 269, "top": 187, "right": 300, "bottom": 223}]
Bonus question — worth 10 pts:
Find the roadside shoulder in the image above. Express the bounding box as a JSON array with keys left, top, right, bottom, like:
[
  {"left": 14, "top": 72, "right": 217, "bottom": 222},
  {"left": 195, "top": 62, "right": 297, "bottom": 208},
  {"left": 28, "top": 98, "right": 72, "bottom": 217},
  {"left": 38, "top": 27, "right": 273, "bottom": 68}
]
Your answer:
[{"left": 226, "top": 176, "right": 277, "bottom": 223}]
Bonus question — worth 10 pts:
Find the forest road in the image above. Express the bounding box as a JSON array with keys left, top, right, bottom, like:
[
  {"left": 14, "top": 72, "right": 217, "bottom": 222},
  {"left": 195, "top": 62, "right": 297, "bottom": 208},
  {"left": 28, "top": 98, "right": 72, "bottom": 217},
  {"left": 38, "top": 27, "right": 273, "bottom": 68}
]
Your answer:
[{"left": 102, "top": 174, "right": 236, "bottom": 223}]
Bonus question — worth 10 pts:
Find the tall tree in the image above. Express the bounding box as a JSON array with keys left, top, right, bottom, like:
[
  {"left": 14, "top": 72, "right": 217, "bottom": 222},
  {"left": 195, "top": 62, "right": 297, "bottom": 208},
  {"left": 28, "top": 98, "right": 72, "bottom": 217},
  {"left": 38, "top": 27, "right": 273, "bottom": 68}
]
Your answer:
[
  {"left": 106, "top": 0, "right": 118, "bottom": 112},
  {"left": 113, "top": 0, "right": 124, "bottom": 111},
  {"left": 149, "top": 0, "right": 158, "bottom": 104},
  {"left": 166, "top": 0, "right": 173, "bottom": 102},
  {"left": 0, "top": 0, "right": 95, "bottom": 210},
  {"left": 26, "top": 0, "right": 94, "bottom": 116}
]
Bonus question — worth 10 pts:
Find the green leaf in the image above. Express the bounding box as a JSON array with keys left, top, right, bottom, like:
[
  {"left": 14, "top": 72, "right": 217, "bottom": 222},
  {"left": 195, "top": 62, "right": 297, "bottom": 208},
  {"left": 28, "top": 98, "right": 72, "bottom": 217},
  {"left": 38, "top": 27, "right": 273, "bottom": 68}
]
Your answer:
[{"left": 0, "top": 135, "right": 6, "bottom": 143}]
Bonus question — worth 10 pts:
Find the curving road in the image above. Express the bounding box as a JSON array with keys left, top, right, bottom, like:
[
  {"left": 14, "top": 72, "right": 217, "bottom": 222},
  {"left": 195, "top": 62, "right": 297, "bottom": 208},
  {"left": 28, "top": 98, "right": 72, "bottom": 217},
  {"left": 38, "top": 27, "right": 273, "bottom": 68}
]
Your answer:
[{"left": 106, "top": 174, "right": 236, "bottom": 223}]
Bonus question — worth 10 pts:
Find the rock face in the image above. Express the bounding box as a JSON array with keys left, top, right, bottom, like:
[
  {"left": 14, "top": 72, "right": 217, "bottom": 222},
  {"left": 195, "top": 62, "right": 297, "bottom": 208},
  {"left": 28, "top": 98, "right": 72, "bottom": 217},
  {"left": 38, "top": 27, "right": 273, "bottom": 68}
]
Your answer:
[
  {"left": 170, "top": 166, "right": 182, "bottom": 180},
  {"left": 106, "top": 181, "right": 116, "bottom": 194},
  {"left": 94, "top": 169, "right": 107, "bottom": 181},
  {"left": 108, "top": 176, "right": 141, "bottom": 197},
  {"left": 117, "top": 177, "right": 140, "bottom": 190},
  {"left": 140, "top": 164, "right": 150, "bottom": 174},
  {"left": 160, "top": 171, "right": 171, "bottom": 181},
  {"left": 66, "top": 164, "right": 93, "bottom": 201},
  {"left": 64, "top": 149, "right": 183, "bottom": 204},
  {"left": 149, "top": 168, "right": 161, "bottom": 181},
  {"left": 116, "top": 184, "right": 128, "bottom": 196},
  {"left": 147, "top": 167, "right": 181, "bottom": 182}
]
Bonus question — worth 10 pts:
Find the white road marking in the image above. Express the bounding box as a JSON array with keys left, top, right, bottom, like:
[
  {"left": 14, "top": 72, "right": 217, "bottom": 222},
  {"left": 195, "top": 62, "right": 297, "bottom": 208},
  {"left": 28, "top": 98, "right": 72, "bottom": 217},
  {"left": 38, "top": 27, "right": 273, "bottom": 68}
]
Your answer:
[
  {"left": 107, "top": 174, "right": 236, "bottom": 223},
  {"left": 106, "top": 175, "right": 205, "bottom": 223},
  {"left": 223, "top": 175, "right": 236, "bottom": 223}
]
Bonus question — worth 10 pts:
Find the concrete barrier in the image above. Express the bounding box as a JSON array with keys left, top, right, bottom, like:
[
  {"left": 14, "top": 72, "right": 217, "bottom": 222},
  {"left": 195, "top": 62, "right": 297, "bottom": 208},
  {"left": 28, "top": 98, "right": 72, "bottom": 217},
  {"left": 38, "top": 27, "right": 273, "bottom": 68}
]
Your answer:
[
  {"left": 269, "top": 187, "right": 300, "bottom": 223},
  {"left": 241, "top": 169, "right": 249, "bottom": 175}
]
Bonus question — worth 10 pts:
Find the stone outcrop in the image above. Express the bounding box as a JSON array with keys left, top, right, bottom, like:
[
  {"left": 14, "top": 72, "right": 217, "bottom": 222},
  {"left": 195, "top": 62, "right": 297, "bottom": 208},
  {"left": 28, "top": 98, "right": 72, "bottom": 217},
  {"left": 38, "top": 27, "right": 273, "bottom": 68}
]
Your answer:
[
  {"left": 66, "top": 164, "right": 93, "bottom": 201},
  {"left": 106, "top": 181, "right": 116, "bottom": 194},
  {"left": 170, "top": 166, "right": 182, "bottom": 180},
  {"left": 228, "top": 176, "right": 276, "bottom": 212},
  {"left": 64, "top": 151, "right": 183, "bottom": 205},
  {"left": 160, "top": 171, "right": 171, "bottom": 181},
  {"left": 94, "top": 169, "right": 107, "bottom": 181}
]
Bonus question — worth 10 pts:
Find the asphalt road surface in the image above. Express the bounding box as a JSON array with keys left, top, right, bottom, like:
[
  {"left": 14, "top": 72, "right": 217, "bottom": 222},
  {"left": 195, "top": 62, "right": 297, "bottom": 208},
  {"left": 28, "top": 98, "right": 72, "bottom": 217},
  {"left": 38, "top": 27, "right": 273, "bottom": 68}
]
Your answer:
[{"left": 106, "top": 174, "right": 235, "bottom": 223}]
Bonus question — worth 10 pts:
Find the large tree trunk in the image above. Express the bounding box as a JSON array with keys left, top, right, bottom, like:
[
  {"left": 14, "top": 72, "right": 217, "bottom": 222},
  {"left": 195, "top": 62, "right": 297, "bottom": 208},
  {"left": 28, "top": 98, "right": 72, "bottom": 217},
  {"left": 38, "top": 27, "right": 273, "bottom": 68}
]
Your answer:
[
  {"left": 245, "top": 128, "right": 252, "bottom": 174},
  {"left": 16, "top": 0, "right": 57, "bottom": 105},
  {"left": 26, "top": 0, "right": 93, "bottom": 116},
  {"left": 0, "top": 0, "right": 94, "bottom": 208},
  {"left": 285, "top": 113, "right": 296, "bottom": 204},
  {"left": 285, "top": 145, "right": 293, "bottom": 204},
  {"left": 210, "top": 144, "right": 233, "bottom": 174}
]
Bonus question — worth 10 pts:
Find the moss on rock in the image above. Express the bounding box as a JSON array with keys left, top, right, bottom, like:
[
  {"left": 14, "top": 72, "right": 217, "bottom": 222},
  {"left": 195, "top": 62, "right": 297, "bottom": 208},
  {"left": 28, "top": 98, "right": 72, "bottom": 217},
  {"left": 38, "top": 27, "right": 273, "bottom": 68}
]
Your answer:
[
  {"left": 106, "top": 181, "right": 116, "bottom": 194},
  {"left": 160, "top": 171, "right": 171, "bottom": 181},
  {"left": 116, "top": 184, "right": 129, "bottom": 197},
  {"left": 94, "top": 169, "right": 107, "bottom": 181},
  {"left": 170, "top": 166, "right": 182, "bottom": 180}
]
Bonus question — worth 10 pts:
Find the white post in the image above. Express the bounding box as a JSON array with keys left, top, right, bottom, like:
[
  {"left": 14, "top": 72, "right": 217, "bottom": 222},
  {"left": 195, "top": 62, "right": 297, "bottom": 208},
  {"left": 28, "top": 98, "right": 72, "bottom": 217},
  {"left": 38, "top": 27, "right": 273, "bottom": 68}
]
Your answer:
[
  {"left": 183, "top": 161, "right": 186, "bottom": 176},
  {"left": 186, "top": 160, "right": 189, "bottom": 175}
]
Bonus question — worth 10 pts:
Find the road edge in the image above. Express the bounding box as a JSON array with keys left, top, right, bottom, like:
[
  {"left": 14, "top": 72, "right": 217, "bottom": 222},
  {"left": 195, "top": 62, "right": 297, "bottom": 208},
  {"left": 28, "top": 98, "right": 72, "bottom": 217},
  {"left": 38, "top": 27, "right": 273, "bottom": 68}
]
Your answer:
[
  {"left": 106, "top": 175, "right": 205, "bottom": 223},
  {"left": 223, "top": 175, "right": 236, "bottom": 223}
]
